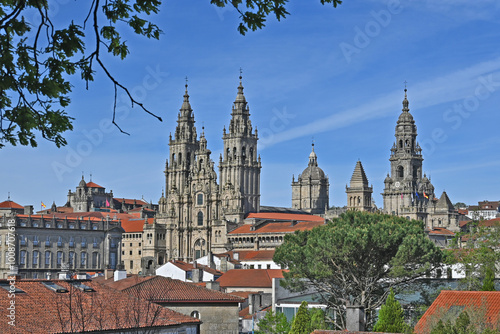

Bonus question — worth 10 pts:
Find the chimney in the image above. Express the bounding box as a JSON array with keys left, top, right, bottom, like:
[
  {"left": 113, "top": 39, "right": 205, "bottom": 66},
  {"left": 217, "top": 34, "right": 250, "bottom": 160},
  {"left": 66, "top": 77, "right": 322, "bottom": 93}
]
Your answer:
[
  {"left": 290, "top": 220, "right": 297, "bottom": 226},
  {"left": 249, "top": 293, "right": 255, "bottom": 315},
  {"left": 104, "top": 268, "right": 114, "bottom": 280},
  {"left": 192, "top": 268, "right": 203, "bottom": 283},
  {"left": 220, "top": 257, "right": 228, "bottom": 272},
  {"left": 193, "top": 261, "right": 197, "bottom": 269},
  {"left": 208, "top": 251, "right": 215, "bottom": 269},
  {"left": 24, "top": 205, "right": 33, "bottom": 215},
  {"left": 114, "top": 269, "right": 127, "bottom": 281},
  {"left": 346, "top": 305, "right": 365, "bottom": 331},
  {"left": 206, "top": 280, "right": 220, "bottom": 291}
]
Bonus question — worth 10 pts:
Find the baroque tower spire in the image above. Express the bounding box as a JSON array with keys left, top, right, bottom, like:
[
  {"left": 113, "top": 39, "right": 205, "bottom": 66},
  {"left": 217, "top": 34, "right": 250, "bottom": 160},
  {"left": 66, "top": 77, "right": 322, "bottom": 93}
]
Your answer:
[{"left": 219, "top": 72, "right": 261, "bottom": 219}]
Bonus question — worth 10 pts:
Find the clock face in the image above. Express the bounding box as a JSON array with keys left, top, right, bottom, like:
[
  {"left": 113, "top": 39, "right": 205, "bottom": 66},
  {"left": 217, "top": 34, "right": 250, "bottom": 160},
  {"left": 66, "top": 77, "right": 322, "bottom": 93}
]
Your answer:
[{"left": 395, "top": 181, "right": 400, "bottom": 188}]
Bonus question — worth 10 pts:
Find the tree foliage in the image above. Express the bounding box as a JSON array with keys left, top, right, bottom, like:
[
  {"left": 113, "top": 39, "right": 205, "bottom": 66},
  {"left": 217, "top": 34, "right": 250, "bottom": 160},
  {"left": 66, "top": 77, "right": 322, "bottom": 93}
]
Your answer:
[
  {"left": 273, "top": 211, "right": 443, "bottom": 329},
  {"left": 1, "top": 0, "right": 344, "bottom": 149},
  {"left": 373, "top": 288, "right": 410, "bottom": 333},
  {"left": 290, "top": 301, "right": 311, "bottom": 334},
  {"left": 255, "top": 310, "right": 291, "bottom": 334},
  {"left": 448, "top": 220, "right": 500, "bottom": 291}
]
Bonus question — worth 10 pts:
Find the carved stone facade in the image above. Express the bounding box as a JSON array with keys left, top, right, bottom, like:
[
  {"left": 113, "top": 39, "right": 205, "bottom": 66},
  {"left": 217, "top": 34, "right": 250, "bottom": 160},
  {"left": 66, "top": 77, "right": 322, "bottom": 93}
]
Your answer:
[
  {"left": 153, "top": 77, "right": 261, "bottom": 265},
  {"left": 346, "top": 161, "right": 373, "bottom": 212},
  {"left": 382, "top": 89, "right": 459, "bottom": 231},
  {"left": 291, "top": 144, "right": 329, "bottom": 214}
]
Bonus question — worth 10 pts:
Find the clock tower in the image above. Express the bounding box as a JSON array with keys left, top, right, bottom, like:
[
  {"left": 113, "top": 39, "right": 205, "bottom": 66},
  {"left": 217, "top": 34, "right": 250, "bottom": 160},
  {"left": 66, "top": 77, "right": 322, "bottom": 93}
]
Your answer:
[{"left": 382, "top": 89, "right": 435, "bottom": 221}]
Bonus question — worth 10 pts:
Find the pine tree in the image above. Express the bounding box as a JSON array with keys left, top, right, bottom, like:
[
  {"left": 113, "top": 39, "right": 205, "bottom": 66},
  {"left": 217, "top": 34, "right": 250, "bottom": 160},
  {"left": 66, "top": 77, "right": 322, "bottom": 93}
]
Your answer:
[
  {"left": 290, "top": 301, "right": 311, "bottom": 334},
  {"left": 373, "top": 288, "right": 409, "bottom": 333},
  {"left": 256, "top": 310, "right": 291, "bottom": 334},
  {"left": 482, "top": 265, "right": 496, "bottom": 291}
]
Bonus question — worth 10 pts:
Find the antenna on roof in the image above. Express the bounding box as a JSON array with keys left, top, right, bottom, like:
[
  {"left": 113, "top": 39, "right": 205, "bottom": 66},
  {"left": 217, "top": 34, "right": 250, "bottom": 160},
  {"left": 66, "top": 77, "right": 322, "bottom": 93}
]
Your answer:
[
  {"left": 8, "top": 192, "right": 10, "bottom": 201},
  {"left": 90, "top": 172, "right": 92, "bottom": 182}
]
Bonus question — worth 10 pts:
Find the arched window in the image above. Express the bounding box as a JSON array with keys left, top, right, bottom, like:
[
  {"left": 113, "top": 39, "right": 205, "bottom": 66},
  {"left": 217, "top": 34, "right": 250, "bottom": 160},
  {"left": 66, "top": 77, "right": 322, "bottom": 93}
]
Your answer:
[
  {"left": 172, "top": 153, "right": 175, "bottom": 163},
  {"left": 399, "top": 140, "right": 403, "bottom": 148},
  {"left": 226, "top": 148, "right": 230, "bottom": 159},
  {"left": 397, "top": 166, "right": 404, "bottom": 178},
  {"left": 197, "top": 211, "right": 203, "bottom": 226},
  {"left": 187, "top": 152, "right": 191, "bottom": 166},
  {"left": 197, "top": 194, "right": 203, "bottom": 205},
  {"left": 250, "top": 147, "right": 254, "bottom": 161},
  {"left": 233, "top": 147, "right": 237, "bottom": 159},
  {"left": 191, "top": 311, "right": 200, "bottom": 319},
  {"left": 179, "top": 152, "right": 182, "bottom": 163}
]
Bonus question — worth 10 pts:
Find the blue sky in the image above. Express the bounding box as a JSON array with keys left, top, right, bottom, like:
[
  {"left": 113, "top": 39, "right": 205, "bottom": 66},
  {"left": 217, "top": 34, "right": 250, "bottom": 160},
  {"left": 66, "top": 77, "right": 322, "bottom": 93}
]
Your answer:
[{"left": 3, "top": 0, "right": 500, "bottom": 210}]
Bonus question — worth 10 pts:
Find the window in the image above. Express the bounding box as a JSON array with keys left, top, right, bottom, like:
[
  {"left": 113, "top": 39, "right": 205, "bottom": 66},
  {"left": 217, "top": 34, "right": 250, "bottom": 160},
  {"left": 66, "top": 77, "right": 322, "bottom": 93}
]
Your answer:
[
  {"left": 33, "top": 222, "right": 39, "bottom": 227},
  {"left": 57, "top": 251, "right": 63, "bottom": 268},
  {"left": 197, "top": 194, "right": 203, "bottom": 205},
  {"left": 129, "top": 250, "right": 132, "bottom": 255},
  {"left": 138, "top": 250, "right": 141, "bottom": 255},
  {"left": 69, "top": 224, "right": 75, "bottom": 229},
  {"left": 92, "top": 224, "right": 98, "bottom": 230},
  {"left": 69, "top": 251, "right": 75, "bottom": 267},
  {"left": 20, "top": 250, "right": 26, "bottom": 265},
  {"left": 69, "top": 237, "right": 75, "bottom": 248},
  {"left": 93, "top": 237, "right": 98, "bottom": 248},
  {"left": 57, "top": 223, "right": 63, "bottom": 228},
  {"left": 80, "top": 252, "right": 87, "bottom": 268},
  {"left": 110, "top": 238, "right": 117, "bottom": 248},
  {"left": 130, "top": 260, "right": 133, "bottom": 269},
  {"left": 197, "top": 211, "right": 203, "bottom": 226},
  {"left": 45, "top": 251, "right": 51, "bottom": 267},
  {"left": 20, "top": 235, "right": 26, "bottom": 246},
  {"left": 80, "top": 224, "right": 86, "bottom": 230},
  {"left": 92, "top": 252, "right": 99, "bottom": 269},
  {"left": 81, "top": 237, "right": 87, "bottom": 248},
  {"left": 57, "top": 236, "right": 63, "bottom": 247},
  {"left": 33, "top": 251, "right": 39, "bottom": 266},
  {"left": 190, "top": 311, "right": 200, "bottom": 319},
  {"left": 45, "top": 223, "right": 51, "bottom": 228},
  {"left": 45, "top": 236, "right": 50, "bottom": 246},
  {"left": 33, "top": 235, "right": 39, "bottom": 246}
]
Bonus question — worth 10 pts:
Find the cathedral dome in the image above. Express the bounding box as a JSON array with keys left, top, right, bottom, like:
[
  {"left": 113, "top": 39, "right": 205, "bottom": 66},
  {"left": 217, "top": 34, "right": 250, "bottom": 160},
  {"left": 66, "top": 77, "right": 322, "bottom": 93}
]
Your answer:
[
  {"left": 397, "top": 111, "right": 414, "bottom": 124},
  {"left": 79, "top": 176, "right": 86, "bottom": 187},
  {"left": 300, "top": 144, "right": 326, "bottom": 180}
]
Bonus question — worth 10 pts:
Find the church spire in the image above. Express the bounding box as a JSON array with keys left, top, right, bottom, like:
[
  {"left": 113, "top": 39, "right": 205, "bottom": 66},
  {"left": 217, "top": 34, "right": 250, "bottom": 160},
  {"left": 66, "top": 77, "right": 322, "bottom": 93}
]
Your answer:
[
  {"left": 402, "top": 87, "right": 409, "bottom": 112},
  {"left": 308, "top": 142, "right": 318, "bottom": 167},
  {"left": 180, "top": 77, "right": 192, "bottom": 116}
]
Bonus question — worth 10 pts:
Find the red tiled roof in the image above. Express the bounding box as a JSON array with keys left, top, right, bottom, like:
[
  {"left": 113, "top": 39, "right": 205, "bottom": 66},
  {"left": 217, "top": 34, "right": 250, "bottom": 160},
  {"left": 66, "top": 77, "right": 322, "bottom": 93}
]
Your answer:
[
  {"left": 0, "top": 279, "right": 199, "bottom": 333},
  {"left": 459, "top": 220, "right": 471, "bottom": 228},
  {"left": 114, "top": 198, "right": 148, "bottom": 206},
  {"left": 229, "top": 291, "right": 253, "bottom": 299},
  {"left": 121, "top": 217, "right": 154, "bottom": 233},
  {"left": 428, "top": 227, "right": 455, "bottom": 236},
  {"left": 229, "top": 220, "right": 325, "bottom": 234},
  {"left": 169, "top": 260, "right": 195, "bottom": 272},
  {"left": 85, "top": 181, "right": 104, "bottom": 188},
  {"left": 216, "top": 269, "right": 285, "bottom": 288},
  {"left": 479, "top": 218, "right": 500, "bottom": 227},
  {"left": 246, "top": 212, "right": 324, "bottom": 222},
  {"left": 15, "top": 211, "right": 130, "bottom": 223},
  {"left": 230, "top": 250, "right": 275, "bottom": 261},
  {"left": 103, "top": 276, "right": 244, "bottom": 303},
  {"left": 415, "top": 290, "right": 500, "bottom": 333},
  {"left": 0, "top": 200, "right": 23, "bottom": 209}
]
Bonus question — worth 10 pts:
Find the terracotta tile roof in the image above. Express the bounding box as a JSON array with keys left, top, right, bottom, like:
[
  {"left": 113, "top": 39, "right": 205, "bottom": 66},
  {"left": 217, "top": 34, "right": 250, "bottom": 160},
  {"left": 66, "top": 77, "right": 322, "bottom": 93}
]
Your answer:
[
  {"left": 0, "top": 279, "right": 199, "bottom": 333},
  {"left": 229, "top": 291, "right": 253, "bottom": 299},
  {"left": 230, "top": 250, "right": 276, "bottom": 261},
  {"left": 121, "top": 217, "right": 154, "bottom": 232},
  {"left": 0, "top": 200, "right": 23, "bottom": 209},
  {"left": 479, "top": 218, "right": 500, "bottom": 227},
  {"left": 85, "top": 181, "right": 104, "bottom": 188},
  {"left": 246, "top": 212, "right": 324, "bottom": 222},
  {"left": 428, "top": 227, "right": 455, "bottom": 236},
  {"left": 169, "top": 260, "right": 195, "bottom": 272},
  {"left": 103, "top": 276, "right": 244, "bottom": 304},
  {"left": 415, "top": 290, "right": 500, "bottom": 333},
  {"left": 114, "top": 198, "right": 148, "bottom": 206},
  {"left": 229, "top": 219, "right": 325, "bottom": 234},
  {"left": 216, "top": 269, "right": 285, "bottom": 288},
  {"left": 459, "top": 220, "right": 471, "bottom": 228}
]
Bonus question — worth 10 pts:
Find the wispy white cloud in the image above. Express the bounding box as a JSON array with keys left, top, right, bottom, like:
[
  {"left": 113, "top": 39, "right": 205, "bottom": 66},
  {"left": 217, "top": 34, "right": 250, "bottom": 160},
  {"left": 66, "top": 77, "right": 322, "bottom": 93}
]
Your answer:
[{"left": 260, "top": 57, "right": 500, "bottom": 149}]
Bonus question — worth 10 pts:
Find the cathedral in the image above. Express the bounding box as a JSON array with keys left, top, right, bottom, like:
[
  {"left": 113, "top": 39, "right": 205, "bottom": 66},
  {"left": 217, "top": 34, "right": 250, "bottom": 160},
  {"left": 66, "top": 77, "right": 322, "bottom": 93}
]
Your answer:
[
  {"left": 153, "top": 76, "right": 262, "bottom": 263},
  {"left": 136, "top": 79, "right": 460, "bottom": 271}
]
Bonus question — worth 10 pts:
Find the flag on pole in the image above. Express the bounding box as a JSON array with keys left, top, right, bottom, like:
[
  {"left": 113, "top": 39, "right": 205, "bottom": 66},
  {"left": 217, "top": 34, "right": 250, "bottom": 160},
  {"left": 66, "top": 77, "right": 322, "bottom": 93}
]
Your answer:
[
  {"left": 415, "top": 192, "right": 420, "bottom": 200},
  {"left": 41, "top": 202, "right": 46, "bottom": 209},
  {"left": 423, "top": 192, "right": 429, "bottom": 199},
  {"left": 106, "top": 199, "right": 110, "bottom": 207},
  {"left": 401, "top": 193, "right": 403, "bottom": 199}
]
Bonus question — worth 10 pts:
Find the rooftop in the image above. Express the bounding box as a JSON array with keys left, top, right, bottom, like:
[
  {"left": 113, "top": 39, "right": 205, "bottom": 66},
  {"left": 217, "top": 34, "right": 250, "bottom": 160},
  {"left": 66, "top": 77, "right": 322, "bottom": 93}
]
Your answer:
[
  {"left": 0, "top": 279, "right": 199, "bottom": 333},
  {"left": 216, "top": 269, "right": 285, "bottom": 288}
]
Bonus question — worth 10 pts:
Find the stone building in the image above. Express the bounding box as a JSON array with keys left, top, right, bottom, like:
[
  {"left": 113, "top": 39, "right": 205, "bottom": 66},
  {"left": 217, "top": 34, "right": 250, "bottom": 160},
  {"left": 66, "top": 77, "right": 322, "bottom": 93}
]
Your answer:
[
  {"left": 346, "top": 160, "right": 373, "bottom": 212},
  {"left": 152, "top": 76, "right": 261, "bottom": 266},
  {"left": 291, "top": 144, "right": 330, "bottom": 214},
  {"left": 382, "top": 89, "right": 459, "bottom": 231},
  {"left": 67, "top": 177, "right": 114, "bottom": 212},
  {"left": 0, "top": 212, "right": 123, "bottom": 279}
]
